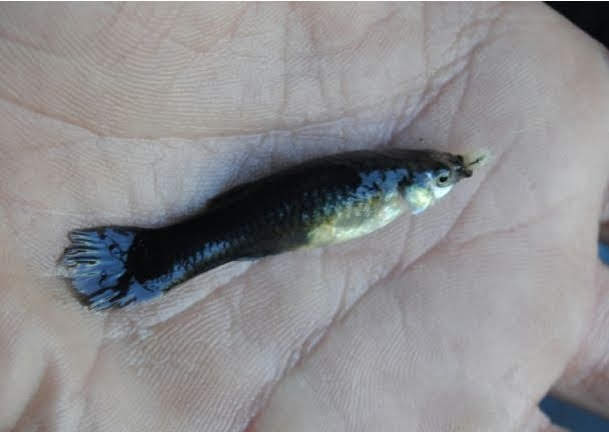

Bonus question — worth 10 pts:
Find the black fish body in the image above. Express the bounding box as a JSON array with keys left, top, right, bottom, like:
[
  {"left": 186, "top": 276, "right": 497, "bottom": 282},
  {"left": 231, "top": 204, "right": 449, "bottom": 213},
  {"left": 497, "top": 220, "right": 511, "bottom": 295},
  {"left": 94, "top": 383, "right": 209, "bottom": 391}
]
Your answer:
[{"left": 60, "top": 148, "right": 480, "bottom": 310}]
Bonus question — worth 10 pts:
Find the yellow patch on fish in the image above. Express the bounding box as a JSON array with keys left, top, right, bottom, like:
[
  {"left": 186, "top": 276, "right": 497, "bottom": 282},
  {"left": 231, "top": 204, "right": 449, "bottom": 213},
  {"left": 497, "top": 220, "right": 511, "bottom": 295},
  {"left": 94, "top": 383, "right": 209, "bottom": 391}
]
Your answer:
[
  {"left": 307, "top": 192, "right": 408, "bottom": 247},
  {"left": 405, "top": 185, "right": 434, "bottom": 215}
]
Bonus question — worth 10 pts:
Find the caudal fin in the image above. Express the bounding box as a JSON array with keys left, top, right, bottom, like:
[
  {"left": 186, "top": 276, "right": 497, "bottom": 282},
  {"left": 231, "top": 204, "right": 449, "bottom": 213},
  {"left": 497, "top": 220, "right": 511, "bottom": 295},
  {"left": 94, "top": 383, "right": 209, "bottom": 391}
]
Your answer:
[{"left": 60, "top": 227, "right": 158, "bottom": 310}]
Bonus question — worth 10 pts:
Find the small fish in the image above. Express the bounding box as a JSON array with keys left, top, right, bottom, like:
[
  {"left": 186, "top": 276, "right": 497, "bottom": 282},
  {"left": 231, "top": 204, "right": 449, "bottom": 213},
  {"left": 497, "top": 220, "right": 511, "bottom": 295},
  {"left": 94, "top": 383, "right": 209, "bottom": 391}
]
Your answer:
[{"left": 59, "top": 148, "right": 486, "bottom": 310}]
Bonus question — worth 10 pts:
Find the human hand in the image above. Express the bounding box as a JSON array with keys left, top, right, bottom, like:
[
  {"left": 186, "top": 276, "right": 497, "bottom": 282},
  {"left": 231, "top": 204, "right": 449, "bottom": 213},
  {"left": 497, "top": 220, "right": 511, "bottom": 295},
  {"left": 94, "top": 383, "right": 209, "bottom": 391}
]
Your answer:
[{"left": 2, "top": 3, "right": 609, "bottom": 431}]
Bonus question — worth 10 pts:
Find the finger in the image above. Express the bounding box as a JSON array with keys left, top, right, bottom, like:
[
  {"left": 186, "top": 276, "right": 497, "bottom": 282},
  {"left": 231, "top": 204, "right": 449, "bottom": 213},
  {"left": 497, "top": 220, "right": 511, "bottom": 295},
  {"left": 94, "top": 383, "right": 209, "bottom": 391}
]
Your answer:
[{"left": 551, "top": 258, "right": 609, "bottom": 418}]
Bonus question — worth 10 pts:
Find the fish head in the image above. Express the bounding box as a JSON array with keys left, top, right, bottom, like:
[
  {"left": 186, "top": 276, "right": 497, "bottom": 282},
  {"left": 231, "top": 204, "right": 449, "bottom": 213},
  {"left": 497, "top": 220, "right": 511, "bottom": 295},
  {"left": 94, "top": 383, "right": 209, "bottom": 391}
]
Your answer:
[{"left": 402, "top": 151, "right": 472, "bottom": 214}]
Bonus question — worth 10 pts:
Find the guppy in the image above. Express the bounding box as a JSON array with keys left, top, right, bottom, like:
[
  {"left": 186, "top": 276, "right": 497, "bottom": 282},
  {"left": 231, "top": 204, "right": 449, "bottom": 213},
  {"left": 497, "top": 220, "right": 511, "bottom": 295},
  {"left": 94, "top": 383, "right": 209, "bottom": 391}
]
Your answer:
[{"left": 60, "top": 148, "right": 485, "bottom": 310}]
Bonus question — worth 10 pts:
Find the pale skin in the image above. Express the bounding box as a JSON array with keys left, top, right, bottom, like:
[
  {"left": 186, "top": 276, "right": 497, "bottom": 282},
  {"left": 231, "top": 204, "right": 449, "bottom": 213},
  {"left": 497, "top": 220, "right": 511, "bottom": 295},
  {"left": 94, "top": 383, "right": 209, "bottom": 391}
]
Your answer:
[{"left": 1, "top": 3, "right": 609, "bottom": 431}]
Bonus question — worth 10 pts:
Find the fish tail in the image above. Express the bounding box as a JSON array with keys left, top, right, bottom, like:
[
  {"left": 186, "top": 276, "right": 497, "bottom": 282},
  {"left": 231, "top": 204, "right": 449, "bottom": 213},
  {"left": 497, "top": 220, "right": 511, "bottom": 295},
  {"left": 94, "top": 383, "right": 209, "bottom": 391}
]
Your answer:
[{"left": 60, "top": 226, "right": 158, "bottom": 310}]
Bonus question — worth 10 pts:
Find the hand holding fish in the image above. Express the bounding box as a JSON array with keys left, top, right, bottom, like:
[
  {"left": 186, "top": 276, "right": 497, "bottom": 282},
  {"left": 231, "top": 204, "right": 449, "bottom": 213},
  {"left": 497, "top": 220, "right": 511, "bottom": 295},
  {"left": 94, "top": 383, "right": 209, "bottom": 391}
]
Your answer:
[{"left": 2, "top": 3, "right": 609, "bottom": 431}]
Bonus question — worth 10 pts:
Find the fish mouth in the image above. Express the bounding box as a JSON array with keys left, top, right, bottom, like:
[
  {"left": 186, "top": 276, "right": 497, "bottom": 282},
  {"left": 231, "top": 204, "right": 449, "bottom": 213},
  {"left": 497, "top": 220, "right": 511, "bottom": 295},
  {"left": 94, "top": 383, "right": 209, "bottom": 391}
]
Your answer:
[
  {"left": 451, "top": 155, "right": 472, "bottom": 180},
  {"left": 455, "top": 150, "right": 488, "bottom": 179},
  {"left": 457, "top": 165, "right": 474, "bottom": 179}
]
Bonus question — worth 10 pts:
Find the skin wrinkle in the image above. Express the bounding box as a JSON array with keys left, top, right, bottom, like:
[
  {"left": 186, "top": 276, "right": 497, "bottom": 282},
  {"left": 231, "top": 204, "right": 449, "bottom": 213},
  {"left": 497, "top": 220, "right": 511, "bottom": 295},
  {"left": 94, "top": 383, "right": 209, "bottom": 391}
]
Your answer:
[
  {"left": 444, "top": 53, "right": 473, "bottom": 146},
  {"left": 13, "top": 356, "right": 54, "bottom": 430},
  {"left": 287, "top": 7, "right": 414, "bottom": 127},
  {"left": 66, "top": 316, "right": 111, "bottom": 409},
  {"left": 2, "top": 8, "right": 258, "bottom": 138},
  {"left": 235, "top": 378, "right": 286, "bottom": 432},
  {"left": 221, "top": 5, "right": 251, "bottom": 49},
  {"left": 0, "top": 67, "right": 449, "bottom": 144},
  {"left": 130, "top": 3, "right": 183, "bottom": 35},
  {"left": 394, "top": 43, "right": 479, "bottom": 136},
  {"left": 332, "top": 248, "right": 350, "bottom": 322},
  {"left": 444, "top": 9, "right": 503, "bottom": 58},
  {"left": 448, "top": 192, "right": 587, "bottom": 254},
  {"left": 12, "top": 289, "right": 101, "bottom": 430},
  {"left": 75, "top": 317, "right": 107, "bottom": 427},
  {"left": 111, "top": 7, "right": 179, "bottom": 68},
  {"left": 278, "top": 6, "right": 290, "bottom": 122},
  {"left": 290, "top": 250, "right": 344, "bottom": 358},
  {"left": 421, "top": 3, "right": 430, "bottom": 85},
  {"left": 0, "top": 93, "right": 106, "bottom": 139},
  {"left": 302, "top": 8, "right": 341, "bottom": 118},
  {"left": 94, "top": 4, "right": 125, "bottom": 48},
  {"left": 443, "top": 9, "right": 505, "bottom": 147},
  {"left": 129, "top": 7, "right": 206, "bottom": 102},
  {"left": 296, "top": 5, "right": 396, "bottom": 60},
  {"left": 1, "top": 4, "right": 494, "bottom": 140},
  {"left": 83, "top": 6, "right": 130, "bottom": 70},
  {"left": 0, "top": 28, "right": 70, "bottom": 61},
  {"left": 411, "top": 6, "right": 505, "bottom": 134}
]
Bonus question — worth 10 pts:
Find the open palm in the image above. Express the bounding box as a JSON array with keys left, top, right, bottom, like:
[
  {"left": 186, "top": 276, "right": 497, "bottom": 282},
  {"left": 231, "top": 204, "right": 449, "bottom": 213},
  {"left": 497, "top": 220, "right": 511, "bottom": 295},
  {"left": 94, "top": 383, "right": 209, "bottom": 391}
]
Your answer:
[{"left": 2, "top": 3, "right": 609, "bottom": 431}]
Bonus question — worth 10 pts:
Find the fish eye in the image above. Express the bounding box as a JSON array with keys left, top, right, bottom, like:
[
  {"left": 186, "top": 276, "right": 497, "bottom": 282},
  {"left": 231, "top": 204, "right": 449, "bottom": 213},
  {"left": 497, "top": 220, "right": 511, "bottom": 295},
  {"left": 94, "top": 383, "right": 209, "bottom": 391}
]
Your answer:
[{"left": 434, "top": 168, "right": 451, "bottom": 186}]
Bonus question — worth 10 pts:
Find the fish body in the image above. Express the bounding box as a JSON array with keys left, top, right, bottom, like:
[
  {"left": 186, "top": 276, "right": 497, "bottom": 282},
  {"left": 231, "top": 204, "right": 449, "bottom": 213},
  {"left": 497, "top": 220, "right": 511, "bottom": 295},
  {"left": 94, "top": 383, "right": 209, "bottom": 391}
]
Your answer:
[{"left": 60, "top": 148, "right": 478, "bottom": 310}]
